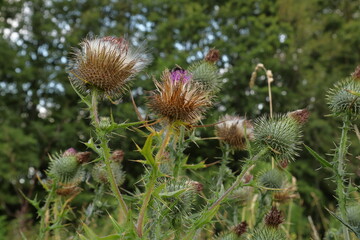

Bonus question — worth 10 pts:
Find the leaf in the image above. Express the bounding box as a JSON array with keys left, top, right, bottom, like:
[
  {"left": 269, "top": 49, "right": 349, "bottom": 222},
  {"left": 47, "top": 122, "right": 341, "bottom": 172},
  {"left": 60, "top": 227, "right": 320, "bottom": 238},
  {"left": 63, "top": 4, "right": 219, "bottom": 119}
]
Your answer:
[
  {"left": 159, "top": 188, "right": 187, "bottom": 198},
  {"left": 82, "top": 223, "right": 99, "bottom": 240},
  {"left": 346, "top": 89, "right": 360, "bottom": 97},
  {"left": 99, "top": 234, "right": 122, "bottom": 240},
  {"left": 304, "top": 144, "right": 332, "bottom": 168},
  {"left": 327, "top": 208, "right": 360, "bottom": 238},
  {"left": 183, "top": 161, "right": 207, "bottom": 169},
  {"left": 136, "top": 133, "right": 156, "bottom": 166}
]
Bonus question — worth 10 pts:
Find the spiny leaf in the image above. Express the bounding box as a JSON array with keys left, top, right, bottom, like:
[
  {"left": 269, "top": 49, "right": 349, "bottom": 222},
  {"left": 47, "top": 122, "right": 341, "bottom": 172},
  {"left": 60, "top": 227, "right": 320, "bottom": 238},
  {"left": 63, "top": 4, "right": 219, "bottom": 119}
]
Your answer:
[{"left": 304, "top": 144, "right": 332, "bottom": 168}]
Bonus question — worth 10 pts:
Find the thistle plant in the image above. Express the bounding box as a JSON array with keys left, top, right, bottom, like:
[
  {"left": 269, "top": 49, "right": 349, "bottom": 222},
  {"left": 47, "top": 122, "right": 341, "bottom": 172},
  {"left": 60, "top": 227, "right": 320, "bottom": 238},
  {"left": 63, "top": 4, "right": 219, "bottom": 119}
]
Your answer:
[
  {"left": 306, "top": 65, "right": 360, "bottom": 239},
  {"left": 26, "top": 36, "right": 312, "bottom": 240}
]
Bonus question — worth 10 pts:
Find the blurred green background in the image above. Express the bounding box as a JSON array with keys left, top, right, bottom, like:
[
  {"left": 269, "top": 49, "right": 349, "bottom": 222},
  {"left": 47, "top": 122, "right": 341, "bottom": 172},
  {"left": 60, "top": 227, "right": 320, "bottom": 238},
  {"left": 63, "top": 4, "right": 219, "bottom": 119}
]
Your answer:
[{"left": 0, "top": 0, "right": 360, "bottom": 238}]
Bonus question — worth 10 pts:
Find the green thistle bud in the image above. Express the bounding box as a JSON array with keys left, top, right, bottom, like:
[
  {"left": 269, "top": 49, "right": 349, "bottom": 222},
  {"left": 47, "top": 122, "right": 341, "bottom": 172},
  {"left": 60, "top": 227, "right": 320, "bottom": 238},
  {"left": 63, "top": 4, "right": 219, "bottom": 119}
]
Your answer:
[
  {"left": 258, "top": 169, "right": 286, "bottom": 190},
  {"left": 160, "top": 180, "right": 197, "bottom": 228},
  {"left": 92, "top": 161, "right": 125, "bottom": 186},
  {"left": 48, "top": 153, "right": 84, "bottom": 184},
  {"left": 250, "top": 227, "right": 286, "bottom": 240},
  {"left": 327, "top": 77, "right": 360, "bottom": 117},
  {"left": 188, "top": 60, "right": 222, "bottom": 93},
  {"left": 99, "top": 117, "right": 111, "bottom": 130},
  {"left": 347, "top": 205, "right": 360, "bottom": 232},
  {"left": 253, "top": 115, "right": 302, "bottom": 162}
]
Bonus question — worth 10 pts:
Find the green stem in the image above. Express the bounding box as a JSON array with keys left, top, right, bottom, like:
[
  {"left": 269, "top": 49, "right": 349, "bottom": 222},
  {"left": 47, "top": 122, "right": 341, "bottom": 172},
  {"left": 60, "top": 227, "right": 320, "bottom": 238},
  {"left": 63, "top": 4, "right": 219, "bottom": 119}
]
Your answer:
[
  {"left": 136, "top": 126, "right": 171, "bottom": 237},
  {"left": 37, "top": 183, "right": 56, "bottom": 240},
  {"left": 89, "top": 90, "right": 129, "bottom": 221},
  {"left": 254, "top": 191, "right": 268, "bottom": 228},
  {"left": 99, "top": 135, "right": 129, "bottom": 218},
  {"left": 216, "top": 143, "right": 231, "bottom": 190},
  {"left": 184, "top": 148, "right": 268, "bottom": 240},
  {"left": 335, "top": 115, "right": 350, "bottom": 240},
  {"left": 209, "top": 148, "right": 267, "bottom": 210}
]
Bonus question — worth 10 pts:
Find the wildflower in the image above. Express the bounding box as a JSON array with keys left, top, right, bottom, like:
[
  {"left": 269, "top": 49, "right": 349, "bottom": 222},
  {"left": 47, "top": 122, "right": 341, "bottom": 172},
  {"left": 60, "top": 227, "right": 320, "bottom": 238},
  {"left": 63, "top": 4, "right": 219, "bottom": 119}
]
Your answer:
[
  {"left": 215, "top": 115, "right": 254, "bottom": 150},
  {"left": 68, "top": 36, "right": 151, "bottom": 101},
  {"left": 265, "top": 206, "right": 284, "bottom": 228},
  {"left": 147, "top": 68, "right": 212, "bottom": 124}
]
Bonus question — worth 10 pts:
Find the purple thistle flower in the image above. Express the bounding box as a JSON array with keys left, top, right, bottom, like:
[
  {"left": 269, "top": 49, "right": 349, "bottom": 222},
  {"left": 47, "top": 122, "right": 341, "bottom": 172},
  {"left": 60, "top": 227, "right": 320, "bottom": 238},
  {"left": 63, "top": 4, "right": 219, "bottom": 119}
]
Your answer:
[{"left": 170, "top": 67, "right": 192, "bottom": 83}]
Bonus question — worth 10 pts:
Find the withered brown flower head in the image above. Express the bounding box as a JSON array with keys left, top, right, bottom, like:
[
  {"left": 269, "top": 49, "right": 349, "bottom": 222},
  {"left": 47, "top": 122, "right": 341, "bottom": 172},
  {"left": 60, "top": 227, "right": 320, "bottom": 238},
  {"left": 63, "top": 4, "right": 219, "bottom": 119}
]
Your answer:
[
  {"left": 110, "top": 150, "right": 125, "bottom": 162},
  {"left": 233, "top": 221, "right": 248, "bottom": 236},
  {"left": 205, "top": 48, "right": 220, "bottom": 63},
  {"left": 287, "top": 109, "right": 310, "bottom": 124},
  {"left": 352, "top": 65, "right": 360, "bottom": 80},
  {"left": 265, "top": 206, "right": 284, "bottom": 228},
  {"left": 147, "top": 69, "right": 212, "bottom": 124},
  {"left": 215, "top": 115, "right": 254, "bottom": 150},
  {"left": 75, "top": 151, "right": 91, "bottom": 164},
  {"left": 68, "top": 36, "right": 151, "bottom": 100}
]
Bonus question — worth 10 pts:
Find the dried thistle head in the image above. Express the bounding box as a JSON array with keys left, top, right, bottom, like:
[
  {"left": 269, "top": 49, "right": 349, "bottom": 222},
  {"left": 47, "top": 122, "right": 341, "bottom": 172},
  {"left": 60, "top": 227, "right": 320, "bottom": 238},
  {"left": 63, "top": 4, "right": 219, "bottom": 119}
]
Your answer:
[
  {"left": 216, "top": 115, "right": 254, "bottom": 150},
  {"left": 56, "top": 184, "right": 82, "bottom": 196},
  {"left": 352, "top": 65, "right": 360, "bottom": 80},
  {"left": 233, "top": 221, "right": 248, "bottom": 236},
  {"left": 147, "top": 68, "right": 212, "bottom": 124},
  {"left": 287, "top": 109, "right": 310, "bottom": 124},
  {"left": 68, "top": 36, "right": 151, "bottom": 101},
  {"left": 205, "top": 48, "right": 220, "bottom": 63},
  {"left": 265, "top": 207, "right": 284, "bottom": 228}
]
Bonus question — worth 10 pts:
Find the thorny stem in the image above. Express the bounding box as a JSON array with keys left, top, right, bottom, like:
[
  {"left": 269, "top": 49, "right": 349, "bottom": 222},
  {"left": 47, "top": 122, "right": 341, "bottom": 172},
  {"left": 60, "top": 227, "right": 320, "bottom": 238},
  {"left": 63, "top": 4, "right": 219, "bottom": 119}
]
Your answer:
[
  {"left": 209, "top": 148, "right": 268, "bottom": 210},
  {"left": 136, "top": 126, "right": 172, "bottom": 237},
  {"left": 99, "top": 134, "right": 129, "bottom": 220},
  {"left": 335, "top": 115, "right": 350, "bottom": 240},
  {"left": 216, "top": 143, "right": 231, "bottom": 190},
  {"left": 89, "top": 91, "right": 129, "bottom": 222},
  {"left": 37, "top": 183, "right": 56, "bottom": 240}
]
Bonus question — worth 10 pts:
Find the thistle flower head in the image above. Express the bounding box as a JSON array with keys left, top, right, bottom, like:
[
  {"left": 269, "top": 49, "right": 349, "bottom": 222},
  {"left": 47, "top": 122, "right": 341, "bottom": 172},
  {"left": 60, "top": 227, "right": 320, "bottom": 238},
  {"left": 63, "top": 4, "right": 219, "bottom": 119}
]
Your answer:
[
  {"left": 216, "top": 115, "right": 254, "bottom": 150},
  {"left": 265, "top": 207, "right": 284, "bottom": 228},
  {"left": 48, "top": 153, "right": 85, "bottom": 184},
  {"left": 327, "top": 77, "right": 360, "bottom": 117},
  {"left": 68, "top": 36, "right": 151, "bottom": 101},
  {"left": 147, "top": 69, "right": 212, "bottom": 124},
  {"left": 346, "top": 205, "right": 360, "bottom": 232},
  {"left": 92, "top": 161, "right": 125, "bottom": 185},
  {"left": 253, "top": 114, "right": 302, "bottom": 162},
  {"left": 258, "top": 169, "right": 286, "bottom": 190}
]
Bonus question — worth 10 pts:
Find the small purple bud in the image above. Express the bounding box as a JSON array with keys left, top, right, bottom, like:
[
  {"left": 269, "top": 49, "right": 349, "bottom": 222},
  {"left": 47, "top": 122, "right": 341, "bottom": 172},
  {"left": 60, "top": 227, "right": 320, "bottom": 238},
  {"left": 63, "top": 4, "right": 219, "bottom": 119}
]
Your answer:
[
  {"left": 170, "top": 67, "right": 192, "bottom": 83},
  {"left": 63, "top": 148, "right": 77, "bottom": 157}
]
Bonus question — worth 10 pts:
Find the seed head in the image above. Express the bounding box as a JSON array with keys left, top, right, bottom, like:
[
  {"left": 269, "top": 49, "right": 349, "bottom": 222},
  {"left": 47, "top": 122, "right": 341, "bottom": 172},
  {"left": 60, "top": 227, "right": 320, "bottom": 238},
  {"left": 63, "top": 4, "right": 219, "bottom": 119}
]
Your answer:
[
  {"left": 147, "top": 69, "right": 212, "bottom": 124},
  {"left": 265, "top": 207, "right": 284, "bottom": 228},
  {"left": 68, "top": 36, "right": 151, "bottom": 101},
  {"left": 216, "top": 115, "right": 254, "bottom": 150}
]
